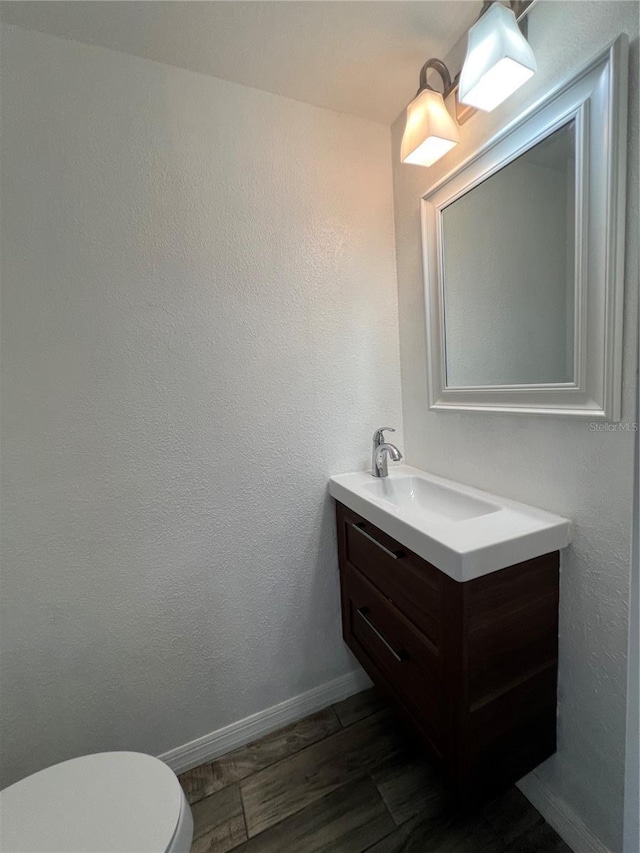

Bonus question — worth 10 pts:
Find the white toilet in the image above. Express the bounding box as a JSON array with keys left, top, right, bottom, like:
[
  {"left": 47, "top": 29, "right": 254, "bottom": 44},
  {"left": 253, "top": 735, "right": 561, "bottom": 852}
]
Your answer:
[{"left": 0, "top": 752, "right": 193, "bottom": 853}]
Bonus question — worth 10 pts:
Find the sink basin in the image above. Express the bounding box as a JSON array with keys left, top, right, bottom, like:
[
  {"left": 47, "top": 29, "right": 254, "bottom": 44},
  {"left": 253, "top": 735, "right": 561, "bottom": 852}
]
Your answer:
[
  {"left": 362, "top": 475, "right": 499, "bottom": 522},
  {"left": 329, "top": 465, "right": 571, "bottom": 581}
]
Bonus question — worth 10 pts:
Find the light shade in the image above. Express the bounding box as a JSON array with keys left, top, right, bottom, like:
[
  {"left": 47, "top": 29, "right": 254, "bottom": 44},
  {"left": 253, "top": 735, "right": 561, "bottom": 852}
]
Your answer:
[
  {"left": 401, "top": 88, "right": 459, "bottom": 166},
  {"left": 459, "top": 2, "right": 537, "bottom": 112}
]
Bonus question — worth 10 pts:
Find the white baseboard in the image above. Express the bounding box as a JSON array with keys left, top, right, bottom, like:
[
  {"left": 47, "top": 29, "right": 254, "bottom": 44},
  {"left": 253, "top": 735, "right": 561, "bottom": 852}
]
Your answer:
[
  {"left": 158, "top": 669, "right": 372, "bottom": 775},
  {"left": 517, "top": 772, "right": 612, "bottom": 853}
]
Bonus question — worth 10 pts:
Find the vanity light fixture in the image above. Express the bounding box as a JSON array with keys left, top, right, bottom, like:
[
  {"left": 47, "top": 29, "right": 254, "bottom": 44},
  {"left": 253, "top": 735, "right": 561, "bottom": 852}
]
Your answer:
[
  {"left": 458, "top": 1, "right": 537, "bottom": 112},
  {"left": 401, "top": 1, "right": 537, "bottom": 166},
  {"left": 400, "top": 58, "right": 460, "bottom": 166}
]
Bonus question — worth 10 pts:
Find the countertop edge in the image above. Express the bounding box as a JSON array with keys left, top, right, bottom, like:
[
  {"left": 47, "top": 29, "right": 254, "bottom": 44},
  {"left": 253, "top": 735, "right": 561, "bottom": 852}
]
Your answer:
[{"left": 328, "top": 474, "right": 571, "bottom": 583}]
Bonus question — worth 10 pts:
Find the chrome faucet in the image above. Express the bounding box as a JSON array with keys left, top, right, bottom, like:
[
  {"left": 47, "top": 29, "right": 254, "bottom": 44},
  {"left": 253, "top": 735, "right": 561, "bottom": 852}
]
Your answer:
[{"left": 371, "top": 427, "right": 403, "bottom": 478}]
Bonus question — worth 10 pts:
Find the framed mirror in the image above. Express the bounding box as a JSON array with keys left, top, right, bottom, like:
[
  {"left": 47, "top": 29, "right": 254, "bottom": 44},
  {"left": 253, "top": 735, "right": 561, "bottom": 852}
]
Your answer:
[{"left": 421, "top": 37, "right": 628, "bottom": 419}]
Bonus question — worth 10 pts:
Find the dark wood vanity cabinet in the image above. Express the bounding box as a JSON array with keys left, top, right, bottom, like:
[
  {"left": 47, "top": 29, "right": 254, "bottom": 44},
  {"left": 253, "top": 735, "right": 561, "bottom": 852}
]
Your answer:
[{"left": 335, "top": 500, "right": 560, "bottom": 802}]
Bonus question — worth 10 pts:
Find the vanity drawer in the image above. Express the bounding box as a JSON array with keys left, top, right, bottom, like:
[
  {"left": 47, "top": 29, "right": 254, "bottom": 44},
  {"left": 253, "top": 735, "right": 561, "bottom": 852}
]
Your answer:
[
  {"left": 344, "top": 563, "right": 442, "bottom": 739},
  {"left": 338, "top": 504, "right": 442, "bottom": 649}
]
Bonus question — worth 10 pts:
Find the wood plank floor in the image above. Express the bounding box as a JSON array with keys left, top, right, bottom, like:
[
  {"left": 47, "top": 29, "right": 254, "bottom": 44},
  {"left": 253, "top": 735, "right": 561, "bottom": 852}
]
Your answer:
[{"left": 178, "top": 689, "right": 572, "bottom": 853}]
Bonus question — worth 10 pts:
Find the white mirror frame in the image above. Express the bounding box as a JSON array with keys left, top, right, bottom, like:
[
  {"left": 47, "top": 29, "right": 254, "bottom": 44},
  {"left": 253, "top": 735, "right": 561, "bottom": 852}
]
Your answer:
[{"left": 421, "top": 37, "right": 628, "bottom": 420}]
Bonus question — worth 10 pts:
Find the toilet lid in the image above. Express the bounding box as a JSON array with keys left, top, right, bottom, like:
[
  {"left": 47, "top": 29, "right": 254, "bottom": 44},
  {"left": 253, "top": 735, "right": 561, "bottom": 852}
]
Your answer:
[{"left": 0, "top": 752, "right": 183, "bottom": 853}]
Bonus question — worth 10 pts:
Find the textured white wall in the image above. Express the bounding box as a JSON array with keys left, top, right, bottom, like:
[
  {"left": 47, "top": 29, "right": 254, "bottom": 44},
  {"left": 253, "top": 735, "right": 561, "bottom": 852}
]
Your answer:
[
  {"left": 625, "top": 442, "right": 639, "bottom": 852},
  {"left": 0, "top": 24, "right": 402, "bottom": 788},
  {"left": 391, "top": 3, "right": 638, "bottom": 851}
]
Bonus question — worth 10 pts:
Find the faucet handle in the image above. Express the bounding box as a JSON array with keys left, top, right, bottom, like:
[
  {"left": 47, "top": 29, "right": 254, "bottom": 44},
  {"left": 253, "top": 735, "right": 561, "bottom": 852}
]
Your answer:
[{"left": 372, "top": 427, "right": 396, "bottom": 446}]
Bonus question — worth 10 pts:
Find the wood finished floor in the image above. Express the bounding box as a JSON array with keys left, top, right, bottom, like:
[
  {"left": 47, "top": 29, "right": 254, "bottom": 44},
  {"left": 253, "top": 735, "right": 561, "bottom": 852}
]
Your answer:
[{"left": 178, "top": 689, "right": 572, "bottom": 853}]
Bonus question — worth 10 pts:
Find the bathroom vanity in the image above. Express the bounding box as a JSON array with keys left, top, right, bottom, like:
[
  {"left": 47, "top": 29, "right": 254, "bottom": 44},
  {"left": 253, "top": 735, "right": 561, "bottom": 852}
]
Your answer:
[{"left": 330, "top": 466, "right": 571, "bottom": 801}]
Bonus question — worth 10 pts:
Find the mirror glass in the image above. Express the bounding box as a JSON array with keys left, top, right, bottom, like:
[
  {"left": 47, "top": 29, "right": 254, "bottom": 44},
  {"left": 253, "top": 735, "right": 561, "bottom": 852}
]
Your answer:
[{"left": 441, "top": 121, "right": 576, "bottom": 387}]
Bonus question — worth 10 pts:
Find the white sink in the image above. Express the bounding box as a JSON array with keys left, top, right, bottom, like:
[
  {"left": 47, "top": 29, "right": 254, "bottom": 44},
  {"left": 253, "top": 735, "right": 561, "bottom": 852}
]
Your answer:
[
  {"left": 329, "top": 465, "right": 571, "bottom": 582},
  {"left": 362, "top": 475, "right": 499, "bottom": 522}
]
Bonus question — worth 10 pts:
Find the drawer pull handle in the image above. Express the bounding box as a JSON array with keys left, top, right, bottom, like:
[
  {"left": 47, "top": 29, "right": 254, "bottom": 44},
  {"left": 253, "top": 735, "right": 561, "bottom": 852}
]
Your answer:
[
  {"left": 357, "top": 607, "right": 404, "bottom": 662},
  {"left": 352, "top": 523, "right": 404, "bottom": 560}
]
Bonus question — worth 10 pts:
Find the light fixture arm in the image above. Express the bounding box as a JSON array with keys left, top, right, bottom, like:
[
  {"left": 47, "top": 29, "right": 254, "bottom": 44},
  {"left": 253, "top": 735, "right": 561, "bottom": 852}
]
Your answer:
[
  {"left": 478, "top": 0, "right": 535, "bottom": 34},
  {"left": 416, "top": 58, "right": 455, "bottom": 98},
  {"left": 479, "top": 1, "right": 532, "bottom": 16}
]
